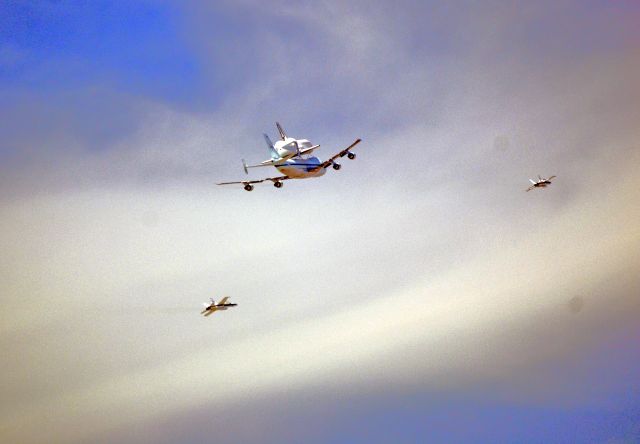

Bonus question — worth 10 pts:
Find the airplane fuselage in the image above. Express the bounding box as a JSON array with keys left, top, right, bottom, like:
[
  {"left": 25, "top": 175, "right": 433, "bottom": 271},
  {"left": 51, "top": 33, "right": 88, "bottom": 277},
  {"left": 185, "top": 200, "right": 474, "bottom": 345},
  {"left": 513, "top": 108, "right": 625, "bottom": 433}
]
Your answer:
[
  {"left": 269, "top": 136, "right": 327, "bottom": 179},
  {"left": 273, "top": 156, "right": 327, "bottom": 179}
]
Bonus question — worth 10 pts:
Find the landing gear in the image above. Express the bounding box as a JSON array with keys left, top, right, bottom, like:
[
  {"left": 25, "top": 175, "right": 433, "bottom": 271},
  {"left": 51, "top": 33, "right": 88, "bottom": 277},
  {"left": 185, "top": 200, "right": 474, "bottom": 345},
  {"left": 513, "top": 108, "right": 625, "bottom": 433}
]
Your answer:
[
  {"left": 244, "top": 184, "right": 254, "bottom": 191},
  {"left": 347, "top": 152, "right": 356, "bottom": 160},
  {"left": 273, "top": 181, "right": 283, "bottom": 188},
  {"left": 332, "top": 162, "right": 341, "bottom": 170}
]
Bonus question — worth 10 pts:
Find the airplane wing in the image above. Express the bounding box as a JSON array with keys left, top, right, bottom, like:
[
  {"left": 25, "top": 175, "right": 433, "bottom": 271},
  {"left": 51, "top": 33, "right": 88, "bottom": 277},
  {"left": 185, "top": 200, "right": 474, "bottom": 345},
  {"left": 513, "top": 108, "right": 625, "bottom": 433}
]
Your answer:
[
  {"left": 298, "top": 144, "right": 320, "bottom": 156},
  {"left": 312, "top": 139, "right": 362, "bottom": 171},
  {"left": 217, "top": 178, "right": 269, "bottom": 186},
  {"left": 548, "top": 175, "right": 557, "bottom": 181},
  {"left": 525, "top": 185, "right": 535, "bottom": 192},
  {"left": 201, "top": 306, "right": 215, "bottom": 315},
  {"left": 217, "top": 297, "right": 229, "bottom": 306},
  {"left": 216, "top": 175, "right": 290, "bottom": 186}
]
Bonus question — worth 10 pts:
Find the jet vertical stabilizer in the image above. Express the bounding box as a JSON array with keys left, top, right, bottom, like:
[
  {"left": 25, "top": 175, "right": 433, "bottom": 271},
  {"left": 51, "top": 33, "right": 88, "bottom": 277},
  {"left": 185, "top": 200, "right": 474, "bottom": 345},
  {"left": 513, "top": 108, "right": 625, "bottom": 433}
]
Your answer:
[
  {"left": 264, "top": 133, "right": 279, "bottom": 159},
  {"left": 276, "top": 122, "right": 287, "bottom": 140}
]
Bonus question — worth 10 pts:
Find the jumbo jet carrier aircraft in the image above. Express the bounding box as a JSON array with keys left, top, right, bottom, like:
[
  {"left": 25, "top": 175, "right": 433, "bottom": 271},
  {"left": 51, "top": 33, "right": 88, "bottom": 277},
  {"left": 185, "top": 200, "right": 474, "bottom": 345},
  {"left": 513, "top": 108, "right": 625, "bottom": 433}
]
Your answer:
[{"left": 217, "top": 122, "right": 362, "bottom": 191}]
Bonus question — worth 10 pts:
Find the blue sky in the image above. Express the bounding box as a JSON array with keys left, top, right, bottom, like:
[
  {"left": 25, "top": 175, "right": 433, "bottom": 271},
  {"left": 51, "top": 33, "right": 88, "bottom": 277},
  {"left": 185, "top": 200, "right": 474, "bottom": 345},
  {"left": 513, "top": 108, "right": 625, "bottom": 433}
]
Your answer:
[
  {"left": 0, "top": 1, "right": 202, "bottom": 105},
  {"left": 1, "top": 1, "right": 639, "bottom": 443}
]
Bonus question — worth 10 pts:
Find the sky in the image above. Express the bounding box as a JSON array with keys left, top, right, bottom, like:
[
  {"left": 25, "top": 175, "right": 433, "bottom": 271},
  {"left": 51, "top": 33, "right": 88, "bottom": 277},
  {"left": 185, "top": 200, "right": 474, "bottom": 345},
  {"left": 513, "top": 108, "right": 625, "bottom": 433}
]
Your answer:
[{"left": 1, "top": 1, "right": 640, "bottom": 443}]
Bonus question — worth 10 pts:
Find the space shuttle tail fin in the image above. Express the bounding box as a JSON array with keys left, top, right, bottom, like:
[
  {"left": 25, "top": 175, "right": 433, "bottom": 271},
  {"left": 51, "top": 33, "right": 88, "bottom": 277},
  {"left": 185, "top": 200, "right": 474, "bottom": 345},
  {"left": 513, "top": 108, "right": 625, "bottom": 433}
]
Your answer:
[{"left": 276, "top": 122, "right": 287, "bottom": 140}]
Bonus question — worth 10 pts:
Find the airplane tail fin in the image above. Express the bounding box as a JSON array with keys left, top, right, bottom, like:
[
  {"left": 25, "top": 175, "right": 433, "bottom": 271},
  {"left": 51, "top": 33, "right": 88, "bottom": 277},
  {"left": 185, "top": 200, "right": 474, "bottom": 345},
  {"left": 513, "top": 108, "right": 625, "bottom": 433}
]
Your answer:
[
  {"left": 264, "top": 133, "right": 279, "bottom": 159},
  {"left": 276, "top": 122, "right": 287, "bottom": 140}
]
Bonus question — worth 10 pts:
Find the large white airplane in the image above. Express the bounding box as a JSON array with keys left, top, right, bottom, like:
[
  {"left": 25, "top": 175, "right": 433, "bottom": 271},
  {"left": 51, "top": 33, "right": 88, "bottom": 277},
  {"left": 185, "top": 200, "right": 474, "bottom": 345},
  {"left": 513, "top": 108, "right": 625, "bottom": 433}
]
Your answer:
[
  {"left": 201, "top": 297, "right": 237, "bottom": 317},
  {"left": 217, "top": 122, "right": 362, "bottom": 191},
  {"left": 526, "top": 175, "right": 557, "bottom": 192}
]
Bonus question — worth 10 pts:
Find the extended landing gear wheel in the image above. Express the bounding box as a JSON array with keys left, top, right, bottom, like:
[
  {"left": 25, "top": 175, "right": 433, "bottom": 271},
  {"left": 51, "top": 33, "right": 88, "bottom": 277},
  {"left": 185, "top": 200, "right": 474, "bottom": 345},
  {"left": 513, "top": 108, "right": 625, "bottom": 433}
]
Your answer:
[
  {"left": 332, "top": 163, "right": 341, "bottom": 170},
  {"left": 274, "top": 181, "right": 283, "bottom": 188},
  {"left": 244, "top": 184, "right": 254, "bottom": 191},
  {"left": 347, "top": 152, "right": 356, "bottom": 160}
]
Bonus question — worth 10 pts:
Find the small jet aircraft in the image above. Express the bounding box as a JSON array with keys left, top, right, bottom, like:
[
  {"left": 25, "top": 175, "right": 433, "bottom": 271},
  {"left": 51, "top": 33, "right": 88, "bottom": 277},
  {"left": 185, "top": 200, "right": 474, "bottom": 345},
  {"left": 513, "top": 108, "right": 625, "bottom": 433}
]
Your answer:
[
  {"left": 201, "top": 297, "right": 237, "bottom": 317},
  {"left": 526, "top": 175, "right": 556, "bottom": 192},
  {"left": 217, "top": 122, "right": 362, "bottom": 191}
]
